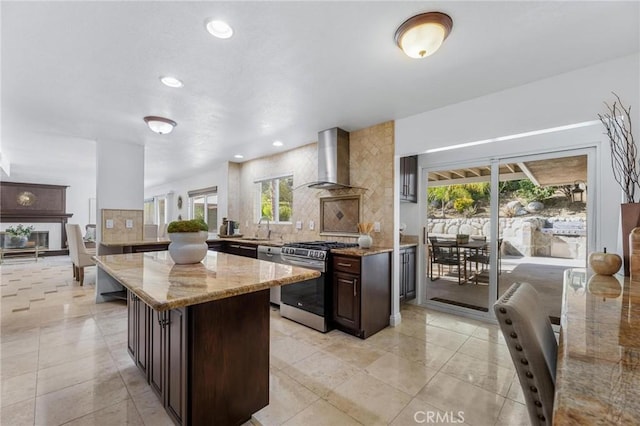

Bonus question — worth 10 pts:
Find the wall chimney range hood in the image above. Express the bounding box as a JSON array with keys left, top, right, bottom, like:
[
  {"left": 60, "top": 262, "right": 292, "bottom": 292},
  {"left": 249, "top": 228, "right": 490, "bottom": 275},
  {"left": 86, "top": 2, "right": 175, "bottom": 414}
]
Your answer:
[{"left": 307, "top": 127, "right": 353, "bottom": 189}]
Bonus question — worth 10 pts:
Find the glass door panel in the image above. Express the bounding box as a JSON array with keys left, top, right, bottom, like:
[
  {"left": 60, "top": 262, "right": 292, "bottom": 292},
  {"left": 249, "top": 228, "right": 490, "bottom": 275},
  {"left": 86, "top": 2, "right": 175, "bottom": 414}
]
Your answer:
[{"left": 425, "top": 164, "right": 492, "bottom": 313}]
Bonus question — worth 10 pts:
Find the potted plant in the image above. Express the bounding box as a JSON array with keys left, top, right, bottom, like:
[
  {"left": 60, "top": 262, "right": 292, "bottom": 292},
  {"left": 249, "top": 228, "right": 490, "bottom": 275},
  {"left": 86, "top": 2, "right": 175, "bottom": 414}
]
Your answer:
[
  {"left": 5, "top": 224, "right": 35, "bottom": 248},
  {"left": 598, "top": 92, "right": 637, "bottom": 275},
  {"left": 166, "top": 219, "right": 209, "bottom": 264}
]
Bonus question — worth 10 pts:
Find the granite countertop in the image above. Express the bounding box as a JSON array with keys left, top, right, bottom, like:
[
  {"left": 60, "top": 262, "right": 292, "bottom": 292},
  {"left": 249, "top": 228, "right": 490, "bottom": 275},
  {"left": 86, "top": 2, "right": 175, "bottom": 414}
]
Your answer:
[
  {"left": 99, "top": 236, "right": 284, "bottom": 247},
  {"left": 330, "top": 246, "right": 394, "bottom": 257},
  {"left": 553, "top": 268, "right": 640, "bottom": 424},
  {"left": 100, "top": 237, "right": 171, "bottom": 247},
  {"left": 94, "top": 251, "right": 320, "bottom": 311},
  {"left": 399, "top": 242, "right": 418, "bottom": 248}
]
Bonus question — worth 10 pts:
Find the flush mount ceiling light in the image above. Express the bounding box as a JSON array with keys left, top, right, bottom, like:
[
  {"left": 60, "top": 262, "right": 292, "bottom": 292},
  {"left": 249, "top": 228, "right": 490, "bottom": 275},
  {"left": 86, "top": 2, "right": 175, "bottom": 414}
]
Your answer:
[
  {"left": 394, "top": 12, "right": 453, "bottom": 59},
  {"left": 272, "top": 140, "right": 283, "bottom": 147},
  {"left": 143, "top": 116, "right": 177, "bottom": 134},
  {"left": 233, "top": 154, "right": 244, "bottom": 159},
  {"left": 160, "top": 76, "right": 183, "bottom": 88},
  {"left": 206, "top": 19, "right": 233, "bottom": 39}
]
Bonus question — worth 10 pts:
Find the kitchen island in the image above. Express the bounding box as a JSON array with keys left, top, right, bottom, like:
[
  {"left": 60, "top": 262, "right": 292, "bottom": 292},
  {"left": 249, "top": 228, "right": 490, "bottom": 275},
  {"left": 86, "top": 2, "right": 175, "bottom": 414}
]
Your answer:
[{"left": 94, "top": 251, "right": 320, "bottom": 426}]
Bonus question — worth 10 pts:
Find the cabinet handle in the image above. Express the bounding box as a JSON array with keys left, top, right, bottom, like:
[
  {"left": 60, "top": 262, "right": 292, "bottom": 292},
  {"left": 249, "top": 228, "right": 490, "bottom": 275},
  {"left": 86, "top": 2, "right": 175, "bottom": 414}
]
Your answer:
[
  {"left": 337, "top": 262, "right": 352, "bottom": 267},
  {"left": 239, "top": 246, "right": 255, "bottom": 250},
  {"left": 354, "top": 278, "right": 358, "bottom": 297},
  {"left": 230, "top": 244, "right": 240, "bottom": 248}
]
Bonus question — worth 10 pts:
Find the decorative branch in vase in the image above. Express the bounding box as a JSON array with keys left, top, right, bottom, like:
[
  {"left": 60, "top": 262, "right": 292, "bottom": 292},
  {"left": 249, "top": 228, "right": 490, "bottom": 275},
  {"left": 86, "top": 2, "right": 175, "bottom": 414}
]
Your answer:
[{"left": 598, "top": 92, "right": 637, "bottom": 275}]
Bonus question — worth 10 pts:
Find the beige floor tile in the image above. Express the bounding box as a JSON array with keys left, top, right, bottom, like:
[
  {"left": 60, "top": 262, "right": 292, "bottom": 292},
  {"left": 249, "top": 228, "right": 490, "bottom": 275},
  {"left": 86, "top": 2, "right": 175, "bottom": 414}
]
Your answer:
[
  {"left": 284, "top": 350, "right": 361, "bottom": 397},
  {"left": 117, "top": 359, "right": 154, "bottom": 397},
  {"left": 471, "top": 323, "right": 507, "bottom": 345},
  {"left": 252, "top": 370, "right": 320, "bottom": 426},
  {"left": 441, "top": 352, "right": 515, "bottom": 396},
  {"left": 64, "top": 398, "right": 144, "bottom": 425},
  {"left": 1, "top": 371, "right": 36, "bottom": 407},
  {"left": 421, "top": 324, "right": 470, "bottom": 351},
  {"left": 365, "top": 352, "right": 437, "bottom": 396},
  {"left": 0, "top": 334, "right": 40, "bottom": 359},
  {"left": 1, "top": 350, "right": 38, "bottom": 379},
  {"left": 321, "top": 339, "right": 386, "bottom": 369},
  {"left": 34, "top": 373, "right": 129, "bottom": 425},
  {"left": 290, "top": 326, "right": 343, "bottom": 349},
  {"left": 0, "top": 398, "right": 35, "bottom": 426},
  {"left": 38, "top": 319, "right": 102, "bottom": 349},
  {"left": 364, "top": 326, "right": 408, "bottom": 351},
  {"left": 428, "top": 315, "right": 480, "bottom": 336},
  {"left": 457, "top": 336, "right": 515, "bottom": 370},
  {"left": 95, "top": 315, "right": 128, "bottom": 337},
  {"left": 0, "top": 326, "right": 39, "bottom": 344},
  {"left": 506, "top": 375, "right": 526, "bottom": 404},
  {"left": 326, "top": 371, "right": 412, "bottom": 425},
  {"left": 390, "top": 397, "right": 470, "bottom": 426},
  {"left": 36, "top": 351, "right": 118, "bottom": 396},
  {"left": 415, "top": 373, "right": 505, "bottom": 426},
  {"left": 270, "top": 335, "right": 320, "bottom": 366},
  {"left": 38, "top": 337, "right": 109, "bottom": 370},
  {"left": 282, "top": 399, "right": 361, "bottom": 426},
  {"left": 496, "top": 399, "right": 531, "bottom": 426},
  {"left": 388, "top": 334, "right": 455, "bottom": 369},
  {"left": 130, "top": 389, "right": 174, "bottom": 426}
]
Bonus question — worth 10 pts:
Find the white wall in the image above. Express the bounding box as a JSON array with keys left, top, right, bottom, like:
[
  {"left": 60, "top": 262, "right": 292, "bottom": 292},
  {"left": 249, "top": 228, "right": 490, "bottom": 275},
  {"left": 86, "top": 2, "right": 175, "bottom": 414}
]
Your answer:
[
  {"left": 144, "top": 161, "right": 229, "bottom": 229},
  {"left": 396, "top": 53, "right": 639, "bottom": 257}
]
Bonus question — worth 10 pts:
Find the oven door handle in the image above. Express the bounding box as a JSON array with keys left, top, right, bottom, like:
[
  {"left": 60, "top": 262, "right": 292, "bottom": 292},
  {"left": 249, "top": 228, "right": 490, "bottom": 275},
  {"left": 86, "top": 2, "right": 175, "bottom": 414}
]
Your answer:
[{"left": 283, "top": 258, "right": 324, "bottom": 271}]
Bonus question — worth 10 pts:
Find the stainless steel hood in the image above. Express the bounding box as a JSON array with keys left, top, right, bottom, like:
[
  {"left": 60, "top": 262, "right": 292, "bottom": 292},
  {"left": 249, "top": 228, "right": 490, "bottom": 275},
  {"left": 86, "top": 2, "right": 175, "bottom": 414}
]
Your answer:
[{"left": 308, "top": 127, "right": 352, "bottom": 189}]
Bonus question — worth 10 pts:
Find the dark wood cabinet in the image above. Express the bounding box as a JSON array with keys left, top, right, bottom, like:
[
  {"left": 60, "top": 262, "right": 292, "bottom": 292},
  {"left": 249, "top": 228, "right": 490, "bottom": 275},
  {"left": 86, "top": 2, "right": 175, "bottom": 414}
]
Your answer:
[
  {"left": 149, "top": 309, "right": 164, "bottom": 398},
  {"left": 400, "top": 155, "right": 418, "bottom": 203},
  {"left": 207, "top": 241, "right": 225, "bottom": 252},
  {"left": 225, "top": 243, "right": 258, "bottom": 258},
  {"left": 127, "top": 291, "right": 148, "bottom": 379},
  {"left": 332, "top": 252, "right": 391, "bottom": 338},
  {"left": 333, "top": 271, "right": 361, "bottom": 330},
  {"left": 399, "top": 246, "right": 416, "bottom": 301},
  {"left": 166, "top": 307, "right": 187, "bottom": 425}
]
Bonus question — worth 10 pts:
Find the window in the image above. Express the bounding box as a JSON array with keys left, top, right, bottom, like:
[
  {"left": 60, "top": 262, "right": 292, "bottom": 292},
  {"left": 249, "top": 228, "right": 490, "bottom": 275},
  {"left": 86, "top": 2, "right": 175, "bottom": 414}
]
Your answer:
[
  {"left": 144, "top": 199, "right": 155, "bottom": 224},
  {"left": 144, "top": 196, "right": 168, "bottom": 229},
  {"left": 256, "top": 175, "right": 293, "bottom": 223},
  {"left": 188, "top": 186, "right": 218, "bottom": 232}
]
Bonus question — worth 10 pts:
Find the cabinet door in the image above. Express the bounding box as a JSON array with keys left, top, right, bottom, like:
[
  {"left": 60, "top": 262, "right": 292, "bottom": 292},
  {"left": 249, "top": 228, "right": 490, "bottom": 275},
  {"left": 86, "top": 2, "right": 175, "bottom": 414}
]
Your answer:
[
  {"left": 333, "top": 272, "right": 360, "bottom": 331},
  {"left": 399, "top": 157, "right": 408, "bottom": 200},
  {"left": 149, "top": 309, "right": 164, "bottom": 398},
  {"left": 405, "top": 156, "right": 418, "bottom": 202},
  {"left": 136, "top": 299, "right": 149, "bottom": 376},
  {"left": 405, "top": 248, "right": 416, "bottom": 300},
  {"left": 127, "top": 291, "right": 136, "bottom": 358},
  {"left": 166, "top": 307, "right": 187, "bottom": 425}
]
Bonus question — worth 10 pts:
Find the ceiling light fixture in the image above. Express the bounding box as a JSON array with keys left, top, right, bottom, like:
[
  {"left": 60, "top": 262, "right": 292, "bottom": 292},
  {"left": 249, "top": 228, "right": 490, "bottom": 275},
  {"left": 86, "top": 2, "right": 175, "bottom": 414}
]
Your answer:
[
  {"left": 160, "top": 76, "right": 184, "bottom": 88},
  {"left": 272, "top": 140, "right": 283, "bottom": 147},
  {"left": 394, "top": 12, "right": 453, "bottom": 59},
  {"left": 234, "top": 154, "right": 244, "bottom": 159},
  {"left": 206, "top": 19, "right": 233, "bottom": 39},
  {"left": 143, "top": 116, "right": 177, "bottom": 134}
]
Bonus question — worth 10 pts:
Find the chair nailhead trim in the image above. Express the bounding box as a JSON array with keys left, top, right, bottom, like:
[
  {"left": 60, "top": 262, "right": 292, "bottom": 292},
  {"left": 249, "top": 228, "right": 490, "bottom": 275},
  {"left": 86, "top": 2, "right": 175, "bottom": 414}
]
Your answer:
[
  {"left": 521, "top": 358, "right": 529, "bottom": 365},
  {"left": 499, "top": 307, "right": 506, "bottom": 314},
  {"left": 534, "top": 401, "right": 542, "bottom": 407},
  {"left": 530, "top": 385, "right": 537, "bottom": 392},
  {"left": 538, "top": 415, "right": 545, "bottom": 421},
  {"left": 510, "top": 332, "right": 517, "bottom": 338},
  {"left": 505, "top": 319, "right": 512, "bottom": 325},
  {"left": 515, "top": 344, "right": 523, "bottom": 351},
  {"left": 526, "top": 372, "right": 533, "bottom": 378}
]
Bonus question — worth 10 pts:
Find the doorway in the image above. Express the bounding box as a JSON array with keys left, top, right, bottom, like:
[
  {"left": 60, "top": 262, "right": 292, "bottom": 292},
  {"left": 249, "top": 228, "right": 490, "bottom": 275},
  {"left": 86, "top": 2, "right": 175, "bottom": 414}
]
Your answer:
[{"left": 423, "top": 150, "right": 591, "bottom": 322}]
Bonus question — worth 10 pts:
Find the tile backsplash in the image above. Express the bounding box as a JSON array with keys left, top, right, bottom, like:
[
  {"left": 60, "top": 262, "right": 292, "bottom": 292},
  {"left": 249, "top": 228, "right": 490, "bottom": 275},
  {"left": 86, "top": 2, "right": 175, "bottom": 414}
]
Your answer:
[{"left": 101, "top": 209, "right": 143, "bottom": 242}]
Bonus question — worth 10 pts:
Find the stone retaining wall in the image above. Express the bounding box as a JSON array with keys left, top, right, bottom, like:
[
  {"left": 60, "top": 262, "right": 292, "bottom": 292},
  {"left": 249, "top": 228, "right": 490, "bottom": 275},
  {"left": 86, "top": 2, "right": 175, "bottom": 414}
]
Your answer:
[{"left": 427, "top": 217, "right": 586, "bottom": 259}]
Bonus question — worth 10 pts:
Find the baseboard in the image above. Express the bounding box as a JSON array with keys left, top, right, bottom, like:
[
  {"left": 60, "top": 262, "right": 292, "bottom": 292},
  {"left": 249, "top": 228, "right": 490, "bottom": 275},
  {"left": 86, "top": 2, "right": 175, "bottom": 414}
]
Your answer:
[{"left": 389, "top": 312, "right": 402, "bottom": 327}]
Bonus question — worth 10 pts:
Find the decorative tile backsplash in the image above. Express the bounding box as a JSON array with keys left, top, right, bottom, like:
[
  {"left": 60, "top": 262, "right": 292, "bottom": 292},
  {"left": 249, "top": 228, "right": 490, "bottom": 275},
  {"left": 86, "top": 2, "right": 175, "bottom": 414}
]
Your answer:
[
  {"left": 101, "top": 209, "right": 143, "bottom": 242},
  {"left": 234, "top": 121, "right": 394, "bottom": 246}
]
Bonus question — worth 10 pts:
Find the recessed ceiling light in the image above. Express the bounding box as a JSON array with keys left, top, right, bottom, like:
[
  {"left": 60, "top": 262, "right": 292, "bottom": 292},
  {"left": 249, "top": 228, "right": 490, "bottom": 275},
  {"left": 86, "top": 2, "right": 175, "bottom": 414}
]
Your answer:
[
  {"left": 160, "top": 76, "right": 183, "bottom": 88},
  {"left": 143, "top": 116, "right": 177, "bottom": 135},
  {"left": 206, "top": 19, "right": 233, "bottom": 39},
  {"left": 273, "top": 140, "right": 283, "bottom": 147},
  {"left": 234, "top": 154, "right": 244, "bottom": 159}
]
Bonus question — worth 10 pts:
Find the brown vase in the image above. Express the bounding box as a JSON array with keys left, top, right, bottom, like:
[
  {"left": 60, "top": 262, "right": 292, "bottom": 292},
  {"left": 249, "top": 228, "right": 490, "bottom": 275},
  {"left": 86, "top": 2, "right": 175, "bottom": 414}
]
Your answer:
[{"left": 621, "top": 203, "right": 640, "bottom": 276}]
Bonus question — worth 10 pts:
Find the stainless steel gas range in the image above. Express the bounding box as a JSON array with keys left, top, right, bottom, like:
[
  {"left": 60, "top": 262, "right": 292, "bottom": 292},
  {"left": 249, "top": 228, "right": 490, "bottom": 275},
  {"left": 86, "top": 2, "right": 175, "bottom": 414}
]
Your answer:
[{"left": 278, "top": 241, "right": 357, "bottom": 332}]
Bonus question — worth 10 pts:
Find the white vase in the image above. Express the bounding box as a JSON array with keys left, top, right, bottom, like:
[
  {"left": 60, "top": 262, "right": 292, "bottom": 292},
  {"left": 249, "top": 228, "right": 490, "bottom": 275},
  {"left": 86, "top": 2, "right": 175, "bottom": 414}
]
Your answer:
[
  {"left": 358, "top": 234, "right": 372, "bottom": 249},
  {"left": 168, "top": 231, "right": 208, "bottom": 264}
]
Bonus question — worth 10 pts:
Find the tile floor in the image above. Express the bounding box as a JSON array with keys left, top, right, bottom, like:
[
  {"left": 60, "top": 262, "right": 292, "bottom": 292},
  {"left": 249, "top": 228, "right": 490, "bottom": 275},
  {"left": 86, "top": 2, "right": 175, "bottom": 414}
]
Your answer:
[{"left": 0, "top": 256, "right": 531, "bottom": 425}]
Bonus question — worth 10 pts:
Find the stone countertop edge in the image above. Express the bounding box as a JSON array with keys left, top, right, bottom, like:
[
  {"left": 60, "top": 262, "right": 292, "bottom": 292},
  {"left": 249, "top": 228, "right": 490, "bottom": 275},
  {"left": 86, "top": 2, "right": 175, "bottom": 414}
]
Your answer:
[
  {"left": 330, "top": 246, "right": 394, "bottom": 257},
  {"left": 93, "top": 255, "right": 320, "bottom": 311}
]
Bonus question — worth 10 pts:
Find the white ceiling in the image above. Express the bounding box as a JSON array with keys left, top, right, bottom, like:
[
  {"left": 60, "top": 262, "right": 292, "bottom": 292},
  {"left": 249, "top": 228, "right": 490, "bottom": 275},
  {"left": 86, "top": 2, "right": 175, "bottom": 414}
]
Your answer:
[{"left": 2, "top": 1, "right": 638, "bottom": 189}]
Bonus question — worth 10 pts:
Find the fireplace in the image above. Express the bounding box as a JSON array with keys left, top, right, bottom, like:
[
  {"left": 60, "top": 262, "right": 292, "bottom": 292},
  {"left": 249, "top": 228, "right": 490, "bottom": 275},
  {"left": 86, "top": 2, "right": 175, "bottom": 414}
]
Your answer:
[
  {"left": 1, "top": 231, "right": 49, "bottom": 249},
  {"left": 0, "top": 182, "right": 73, "bottom": 255}
]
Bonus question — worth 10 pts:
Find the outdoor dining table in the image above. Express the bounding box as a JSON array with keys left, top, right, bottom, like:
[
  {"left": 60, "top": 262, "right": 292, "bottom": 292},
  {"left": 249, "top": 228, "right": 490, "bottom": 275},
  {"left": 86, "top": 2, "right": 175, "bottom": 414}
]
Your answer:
[{"left": 428, "top": 238, "right": 489, "bottom": 284}]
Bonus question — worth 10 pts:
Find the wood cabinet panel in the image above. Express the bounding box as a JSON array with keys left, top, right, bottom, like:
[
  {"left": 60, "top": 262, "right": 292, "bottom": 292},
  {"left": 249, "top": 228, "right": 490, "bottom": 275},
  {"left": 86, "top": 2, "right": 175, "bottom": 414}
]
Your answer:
[
  {"left": 400, "top": 247, "right": 416, "bottom": 301},
  {"left": 333, "top": 256, "right": 361, "bottom": 274},
  {"left": 166, "top": 307, "right": 187, "bottom": 425},
  {"left": 333, "top": 272, "right": 360, "bottom": 330},
  {"left": 400, "top": 156, "right": 418, "bottom": 203},
  {"left": 149, "top": 309, "right": 164, "bottom": 398}
]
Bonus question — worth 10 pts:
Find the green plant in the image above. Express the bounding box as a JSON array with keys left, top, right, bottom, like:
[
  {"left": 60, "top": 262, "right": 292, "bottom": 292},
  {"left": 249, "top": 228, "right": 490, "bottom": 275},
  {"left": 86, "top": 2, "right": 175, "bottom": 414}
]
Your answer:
[
  {"left": 6, "top": 224, "right": 34, "bottom": 237},
  {"left": 167, "top": 219, "right": 208, "bottom": 233},
  {"left": 515, "top": 180, "right": 556, "bottom": 202},
  {"left": 501, "top": 205, "right": 519, "bottom": 218},
  {"left": 453, "top": 197, "right": 474, "bottom": 213},
  {"left": 462, "top": 205, "right": 477, "bottom": 218}
]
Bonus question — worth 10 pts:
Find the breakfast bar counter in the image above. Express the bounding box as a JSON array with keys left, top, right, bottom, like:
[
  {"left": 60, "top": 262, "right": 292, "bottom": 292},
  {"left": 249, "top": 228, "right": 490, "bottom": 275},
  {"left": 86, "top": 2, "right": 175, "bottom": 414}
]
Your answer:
[
  {"left": 94, "top": 251, "right": 320, "bottom": 425},
  {"left": 554, "top": 269, "right": 640, "bottom": 424}
]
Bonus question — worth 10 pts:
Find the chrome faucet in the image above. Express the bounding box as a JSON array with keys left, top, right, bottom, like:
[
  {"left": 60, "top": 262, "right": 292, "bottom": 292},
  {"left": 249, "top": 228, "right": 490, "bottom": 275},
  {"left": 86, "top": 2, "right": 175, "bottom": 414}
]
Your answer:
[{"left": 258, "top": 216, "right": 271, "bottom": 240}]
